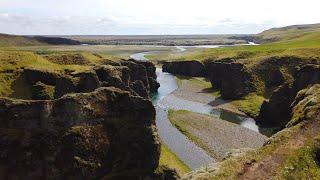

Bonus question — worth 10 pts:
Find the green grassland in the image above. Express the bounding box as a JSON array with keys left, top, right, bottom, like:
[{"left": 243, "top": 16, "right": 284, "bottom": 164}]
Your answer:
[
  {"left": 148, "top": 24, "right": 320, "bottom": 117},
  {"left": 147, "top": 24, "right": 320, "bottom": 64}
]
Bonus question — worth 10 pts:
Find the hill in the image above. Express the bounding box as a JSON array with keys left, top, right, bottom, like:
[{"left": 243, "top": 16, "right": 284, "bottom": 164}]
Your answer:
[
  {"left": 0, "top": 33, "right": 81, "bottom": 46},
  {"left": 256, "top": 23, "right": 320, "bottom": 43}
]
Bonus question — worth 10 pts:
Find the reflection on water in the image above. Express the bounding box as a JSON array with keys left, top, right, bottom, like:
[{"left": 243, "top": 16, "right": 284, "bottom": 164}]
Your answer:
[
  {"left": 219, "top": 110, "right": 259, "bottom": 132},
  {"left": 218, "top": 109, "right": 280, "bottom": 137}
]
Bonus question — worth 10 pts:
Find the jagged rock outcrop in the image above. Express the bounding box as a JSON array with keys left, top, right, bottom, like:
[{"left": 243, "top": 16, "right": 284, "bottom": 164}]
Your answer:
[
  {"left": 204, "top": 61, "right": 255, "bottom": 99},
  {"left": 257, "top": 64, "right": 320, "bottom": 127},
  {"left": 0, "top": 87, "right": 161, "bottom": 179},
  {"left": 162, "top": 61, "right": 206, "bottom": 77}
]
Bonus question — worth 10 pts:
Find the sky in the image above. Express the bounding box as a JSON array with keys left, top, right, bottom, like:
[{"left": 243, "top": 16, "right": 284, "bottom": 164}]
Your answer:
[{"left": 0, "top": 0, "right": 319, "bottom": 35}]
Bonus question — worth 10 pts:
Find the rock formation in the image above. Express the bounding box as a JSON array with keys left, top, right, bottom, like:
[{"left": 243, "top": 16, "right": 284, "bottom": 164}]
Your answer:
[
  {"left": 257, "top": 64, "right": 320, "bottom": 127},
  {"left": 20, "top": 59, "right": 160, "bottom": 100},
  {"left": 162, "top": 61, "right": 206, "bottom": 77},
  {"left": 204, "top": 60, "right": 255, "bottom": 99},
  {"left": 0, "top": 59, "right": 169, "bottom": 179}
]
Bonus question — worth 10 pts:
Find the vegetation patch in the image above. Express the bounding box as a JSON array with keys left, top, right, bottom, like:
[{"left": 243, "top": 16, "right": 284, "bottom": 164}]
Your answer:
[
  {"left": 231, "top": 93, "right": 265, "bottom": 118},
  {"left": 44, "top": 53, "right": 90, "bottom": 65}
]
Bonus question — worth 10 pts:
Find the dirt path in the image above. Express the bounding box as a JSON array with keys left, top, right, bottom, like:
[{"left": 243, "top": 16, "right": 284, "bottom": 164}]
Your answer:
[{"left": 238, "top": 113, "right": 320, "bottom": 179}]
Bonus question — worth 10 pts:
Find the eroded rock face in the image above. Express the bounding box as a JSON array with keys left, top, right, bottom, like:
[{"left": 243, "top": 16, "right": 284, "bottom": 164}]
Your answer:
[
  {"left": 23, "top": 67, "right": 61, "bottom": 85},
  {"left": 204, "top": 61, "right": 255, "bottom": 99},
  {"left": 0, "top": 87, "right": 160, "bottom": 179},
  {"left": 293, "top": 64, "right": 320, "bottom": 92},
  {"left": 162, "top": 61, "right": 206, "bottom": 77},
  {"left": 258, "top": 83, "right": 295, "bottom": 127},
  {"left": 253, "top": 56, "right": 306, "bottom": 89},
  {"left": 257, "top": 64, "right": 320, "bottom": 127}
]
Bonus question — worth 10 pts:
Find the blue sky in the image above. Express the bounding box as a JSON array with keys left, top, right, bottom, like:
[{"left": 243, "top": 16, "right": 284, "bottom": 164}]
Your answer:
[{"left": 0, "top": 0, "right": 319, "bottom": 35}]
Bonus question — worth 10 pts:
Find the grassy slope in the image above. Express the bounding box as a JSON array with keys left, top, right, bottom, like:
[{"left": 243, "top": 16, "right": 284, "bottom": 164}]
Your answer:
[
  {"left": 257, "top": 23, "right": 320, "bottom": 43},
  {"left": 0, "top": 48, "right": 114, "bottom": 97}
]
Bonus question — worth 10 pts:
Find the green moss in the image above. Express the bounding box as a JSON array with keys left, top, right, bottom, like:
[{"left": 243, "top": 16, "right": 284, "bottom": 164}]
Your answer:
[
  {"left": 36, "top": 82, "right": 55, "bottom": 100},
  {"left": 231, "top": 93, "right": 265, "bottom": 118}
]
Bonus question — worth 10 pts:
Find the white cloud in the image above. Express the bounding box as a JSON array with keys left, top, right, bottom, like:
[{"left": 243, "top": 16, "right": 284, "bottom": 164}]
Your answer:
[{"left": 0, "top": 0, "right": 319, "bottom": 34}]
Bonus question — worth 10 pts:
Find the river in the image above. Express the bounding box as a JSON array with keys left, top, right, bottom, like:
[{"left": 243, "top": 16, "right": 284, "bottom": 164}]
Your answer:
[{"left": 130, "top": 46, "right": 265, "bottom": 169}]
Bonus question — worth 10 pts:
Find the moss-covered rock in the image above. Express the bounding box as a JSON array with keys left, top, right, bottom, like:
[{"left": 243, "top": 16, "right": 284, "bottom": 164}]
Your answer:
[{"left": 32, "top": 81, "right": 55, "bottom": 100}]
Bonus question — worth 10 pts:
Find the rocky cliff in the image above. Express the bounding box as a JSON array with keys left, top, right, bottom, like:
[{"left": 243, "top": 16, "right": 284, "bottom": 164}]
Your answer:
[
  {"left": 0, "top": 58, "right": 171, "bottom": 179},
  {"left": 258, "top": 64, "right": 320, "bottom": 127},
  {"left": 204, "top": 60, "right": 256, "bottom": 99},
  {"left": 0, "top": 87, "right": 159, "bottom": 179}
]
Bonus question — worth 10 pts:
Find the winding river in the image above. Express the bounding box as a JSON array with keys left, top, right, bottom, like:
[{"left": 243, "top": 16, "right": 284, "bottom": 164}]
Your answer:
[{"left": 130, "top": 46, "right": 264, "bottom": 169}]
